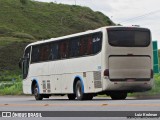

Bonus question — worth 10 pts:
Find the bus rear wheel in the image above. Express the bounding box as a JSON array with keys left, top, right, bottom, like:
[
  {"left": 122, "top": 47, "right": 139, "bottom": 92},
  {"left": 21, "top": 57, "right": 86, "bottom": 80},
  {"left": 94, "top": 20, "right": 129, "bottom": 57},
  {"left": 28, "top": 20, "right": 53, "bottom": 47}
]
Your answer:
[
  {"left": 34, "top": 84, "right": 43, "bottom": 100},
  {"left": 75, "top": 81, "right": 86, "bottom": 100},
  {"left": 75, "top": 81, "right": 93, "bottom": 100},
  {"left": 110, "top": 92, "right": 127, "bottom": 100}
]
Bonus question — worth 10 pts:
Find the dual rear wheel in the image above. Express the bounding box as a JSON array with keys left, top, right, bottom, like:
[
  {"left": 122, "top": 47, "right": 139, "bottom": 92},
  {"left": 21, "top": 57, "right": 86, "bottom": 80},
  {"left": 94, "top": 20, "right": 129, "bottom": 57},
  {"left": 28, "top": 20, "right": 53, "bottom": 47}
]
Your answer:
[
  {"left": 72, "top": 81, "right": 127, "bottom": 100},
  {"left": 110, "top": 92, "right": 127, "bottom": 100},
  {"left": 68, "top": 81, "right": 93, "bottom": 100}
]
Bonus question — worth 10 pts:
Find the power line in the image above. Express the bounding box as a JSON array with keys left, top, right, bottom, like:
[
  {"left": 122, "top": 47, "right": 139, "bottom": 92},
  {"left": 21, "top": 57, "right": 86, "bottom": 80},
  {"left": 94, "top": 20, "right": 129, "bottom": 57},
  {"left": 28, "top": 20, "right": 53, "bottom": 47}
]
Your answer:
[{"left": 119, "top": 9, "right": 160, "bottom": 24}]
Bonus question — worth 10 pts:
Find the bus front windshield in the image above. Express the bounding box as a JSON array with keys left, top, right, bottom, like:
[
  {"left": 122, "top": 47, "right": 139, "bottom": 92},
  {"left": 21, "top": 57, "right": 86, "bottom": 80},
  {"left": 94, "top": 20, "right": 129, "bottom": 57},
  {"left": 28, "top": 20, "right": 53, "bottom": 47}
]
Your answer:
[{"left": 107, "top": 27, "right": 151, "bottom": 47}]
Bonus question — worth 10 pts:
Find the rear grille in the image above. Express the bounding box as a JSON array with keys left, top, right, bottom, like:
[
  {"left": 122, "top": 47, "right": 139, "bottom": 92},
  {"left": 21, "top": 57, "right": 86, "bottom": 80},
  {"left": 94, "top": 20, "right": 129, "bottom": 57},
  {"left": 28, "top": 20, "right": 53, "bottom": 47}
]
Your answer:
[{"left": 93, "top": 71, "right": 102, "bottom": 88}]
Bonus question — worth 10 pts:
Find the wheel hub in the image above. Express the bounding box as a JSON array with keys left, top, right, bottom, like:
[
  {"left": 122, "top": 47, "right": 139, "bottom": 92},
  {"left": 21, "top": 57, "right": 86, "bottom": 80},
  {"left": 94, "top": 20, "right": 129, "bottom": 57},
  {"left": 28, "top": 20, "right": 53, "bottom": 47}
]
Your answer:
[
  {"left": 34, "top": 88, "right": 38, "bottom": 96},
  {"left": 77, "top": 86, "right": 81, "bottom": 97}
]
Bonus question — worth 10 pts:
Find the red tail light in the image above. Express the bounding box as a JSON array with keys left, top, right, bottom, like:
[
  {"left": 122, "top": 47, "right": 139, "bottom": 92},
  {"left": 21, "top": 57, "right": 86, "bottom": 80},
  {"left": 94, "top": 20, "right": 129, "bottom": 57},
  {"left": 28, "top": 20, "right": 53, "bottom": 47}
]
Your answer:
[
  {"left": 104, "top": 69, "right": 109, "bottom": 76},
  {"left": 151, "top": 69, "right": 153, "bottom": 78}
]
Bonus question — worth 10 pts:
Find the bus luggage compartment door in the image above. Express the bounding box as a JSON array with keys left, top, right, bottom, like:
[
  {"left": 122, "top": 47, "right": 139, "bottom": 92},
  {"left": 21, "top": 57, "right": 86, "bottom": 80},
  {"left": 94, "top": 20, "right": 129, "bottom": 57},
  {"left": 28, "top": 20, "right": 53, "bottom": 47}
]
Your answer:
[{"left": 108, "top": 56, "right": 151, "bottom": 80}]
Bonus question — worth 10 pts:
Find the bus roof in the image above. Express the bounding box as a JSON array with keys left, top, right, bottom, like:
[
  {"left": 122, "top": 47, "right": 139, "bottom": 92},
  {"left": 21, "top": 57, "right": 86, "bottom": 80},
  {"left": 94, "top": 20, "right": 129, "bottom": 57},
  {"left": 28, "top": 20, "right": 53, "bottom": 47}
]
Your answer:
[
  {"left": 26, "top": 26, "right": 104, "bottom": 48},
  {"left": 25, "top": 26, "right": 148, "bottom": 48}
]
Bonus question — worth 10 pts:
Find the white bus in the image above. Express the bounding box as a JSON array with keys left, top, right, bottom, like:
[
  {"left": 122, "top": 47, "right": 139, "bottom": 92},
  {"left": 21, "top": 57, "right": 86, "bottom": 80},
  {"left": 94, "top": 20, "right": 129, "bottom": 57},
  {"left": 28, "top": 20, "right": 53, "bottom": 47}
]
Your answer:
[{"left": 20, "top": 26, "right": 153, "bottom": 100}]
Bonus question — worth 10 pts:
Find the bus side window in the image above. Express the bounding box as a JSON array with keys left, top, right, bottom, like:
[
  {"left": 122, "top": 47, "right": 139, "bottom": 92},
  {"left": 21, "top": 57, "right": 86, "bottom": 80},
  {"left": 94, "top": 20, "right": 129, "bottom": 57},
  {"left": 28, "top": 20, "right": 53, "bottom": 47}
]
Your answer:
[
  {"left": 87, "top": 35, "right": 93, "bottom": 55},
  {"left": 92, "top": 33, "right": 102, "bottom": 54},
  {"left": 42, "top": 44, "right": 50, "bottom": 61},
  {"left": 74, "top": 38, "right": 79, "bottom": 57},
  {"left": 69, "top": 39, "right": 74, "bottom": 57},
  {"left": 79, "top": 37, "right": 85, "bottom": 56},
  {"left": 83, "top": 36, "right": 88, "bottom": 55},
  {"left": 39, "top": 46, "right": 43, "bottom": 61},
  {"left": 31, "top": 46, "right": 40, "bottom": 63},
  {"left": 69, "top": 39, "right": 72, "bottom": 57},
  {"left": 39, "top": 44, "right": 49, "bottom": 62},
  {"left": 64, "top": 41, "right": 69, "bottom": 58},
  {"left": 59, "top": 41, "right": 64, "bottom": 59},
  {"left": 79, "top": 35, "right": 92, "bottom": 56},
  {"left": 70, "top": 38, "right": 79, "bottom": 57},
  {"left": 50, "top": 43, "right": 58, "bottom": 60},
  {"left": 39, "top": 46, "right": 45, "bottom": 62}
]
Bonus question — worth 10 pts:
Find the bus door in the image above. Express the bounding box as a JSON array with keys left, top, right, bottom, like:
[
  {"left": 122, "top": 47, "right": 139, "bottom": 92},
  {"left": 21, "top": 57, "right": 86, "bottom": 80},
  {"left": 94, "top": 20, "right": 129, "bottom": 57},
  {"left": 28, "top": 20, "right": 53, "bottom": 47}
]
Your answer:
[{"left": 21, "top": 46, "right": 31, "bottom": 79}]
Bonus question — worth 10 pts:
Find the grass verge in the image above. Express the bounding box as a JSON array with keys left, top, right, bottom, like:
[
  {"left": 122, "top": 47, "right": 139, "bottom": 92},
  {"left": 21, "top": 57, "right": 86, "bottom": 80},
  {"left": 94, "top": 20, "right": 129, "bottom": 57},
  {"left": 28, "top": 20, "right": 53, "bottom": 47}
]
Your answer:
[
  {"left": 0, "top": 74, "right": 160, "bottom": 96},
  {"left": 0, "top": 72, "right": 23, "bottom": 95},
  {"left": 0, "top": 81, "right": 22, "bottom": 95},
  {"left": 130, "top": 74, "right": 160, "bottom": 97}
]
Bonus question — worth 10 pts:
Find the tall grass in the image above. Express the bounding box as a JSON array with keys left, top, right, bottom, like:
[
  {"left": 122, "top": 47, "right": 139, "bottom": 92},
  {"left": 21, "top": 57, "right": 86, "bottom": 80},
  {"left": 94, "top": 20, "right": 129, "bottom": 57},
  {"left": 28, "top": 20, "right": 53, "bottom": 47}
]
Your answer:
[
  {"left": 128, "top": 74, "right": 160, "bottom": 97},
  {"left": 0, "top": 81, "right": 22, "bottom": 95},
  {"left": 0, "top": 72, "right": 23, "bottom": 95},
  {"left": 147, "top": 74, "right": 160, "bottom": 95}
]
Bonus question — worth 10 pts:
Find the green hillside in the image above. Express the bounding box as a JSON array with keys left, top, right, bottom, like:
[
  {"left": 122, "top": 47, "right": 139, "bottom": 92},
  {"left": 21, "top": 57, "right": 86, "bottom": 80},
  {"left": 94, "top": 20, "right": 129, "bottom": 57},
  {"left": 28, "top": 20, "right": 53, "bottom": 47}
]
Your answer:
[
  {"left": 0, "top": 0, "right": 114, "bottom": 39},
  {"left": 0, "top": 0, "right": 114, "bottom": 75}
]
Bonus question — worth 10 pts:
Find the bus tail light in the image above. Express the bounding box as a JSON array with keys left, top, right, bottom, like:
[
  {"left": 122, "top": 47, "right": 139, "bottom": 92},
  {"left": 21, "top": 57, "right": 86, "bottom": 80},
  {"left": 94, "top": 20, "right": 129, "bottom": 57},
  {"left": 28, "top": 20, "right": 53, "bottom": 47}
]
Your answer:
[
  {"left": 104, "top": 69, "right": 109, "bottom": 76},
  {"left": 151, "top": 69, "right": 153, "bottom": 78}
]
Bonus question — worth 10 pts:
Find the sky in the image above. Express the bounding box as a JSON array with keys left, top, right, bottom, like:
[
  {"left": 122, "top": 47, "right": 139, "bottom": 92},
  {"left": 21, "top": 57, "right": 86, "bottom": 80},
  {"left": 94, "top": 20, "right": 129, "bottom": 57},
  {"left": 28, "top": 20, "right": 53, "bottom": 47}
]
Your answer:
[{"left": 35, "top": 0, "right": 160, "bottom": 48}]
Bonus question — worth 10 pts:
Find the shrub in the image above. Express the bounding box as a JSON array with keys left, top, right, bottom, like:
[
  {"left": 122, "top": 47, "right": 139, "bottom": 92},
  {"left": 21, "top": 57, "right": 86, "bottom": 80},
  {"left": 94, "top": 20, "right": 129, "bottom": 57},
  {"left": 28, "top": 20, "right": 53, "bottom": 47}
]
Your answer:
[
  {"left": 20, "top": 0, "right": 28, "bottom": 5},
  {"left": 0, "top": 26, "right": 12, "bottom": 35}
]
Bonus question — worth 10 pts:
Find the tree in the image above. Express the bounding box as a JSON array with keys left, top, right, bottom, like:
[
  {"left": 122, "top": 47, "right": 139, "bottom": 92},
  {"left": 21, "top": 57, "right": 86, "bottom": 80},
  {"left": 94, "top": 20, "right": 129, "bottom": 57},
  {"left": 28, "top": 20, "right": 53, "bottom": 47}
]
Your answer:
[{"left": 20, "top": 0, "right": 28, "bottom": 5}]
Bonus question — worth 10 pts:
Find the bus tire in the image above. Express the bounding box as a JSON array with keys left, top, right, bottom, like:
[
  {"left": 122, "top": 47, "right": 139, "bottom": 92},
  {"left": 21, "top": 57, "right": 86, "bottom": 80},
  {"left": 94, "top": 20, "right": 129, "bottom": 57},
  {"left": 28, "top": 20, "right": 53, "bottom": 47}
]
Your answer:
[
  {"left": 67, "top": 94, "right": 76, "bottom": 100},
  {"left": 75, "top": 81, "right": 86, "bottom": 100},
  {"left": 86, "top": 94, "right": 93, "bottom": 100},
  {"left": 110, "top": 92, "right": 127, "bottom": 100},
  {"left": 34, "top": 84, "right": 43, "bottom": 100}
]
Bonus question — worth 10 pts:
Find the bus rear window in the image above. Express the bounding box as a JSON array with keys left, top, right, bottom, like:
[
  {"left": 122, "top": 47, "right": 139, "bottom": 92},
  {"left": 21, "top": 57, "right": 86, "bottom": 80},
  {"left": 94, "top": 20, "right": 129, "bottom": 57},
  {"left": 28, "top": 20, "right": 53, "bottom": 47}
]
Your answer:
[{"left": 107, "top": 28, "right": 151, "bottom": 47}]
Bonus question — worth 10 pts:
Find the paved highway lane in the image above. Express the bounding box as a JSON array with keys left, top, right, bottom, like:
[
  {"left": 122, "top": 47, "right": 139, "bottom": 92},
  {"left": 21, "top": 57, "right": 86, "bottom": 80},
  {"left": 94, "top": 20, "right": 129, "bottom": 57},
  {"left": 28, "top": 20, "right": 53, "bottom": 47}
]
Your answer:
[{"left": 0, "top": 96, "right": 160, "bottom": 120}]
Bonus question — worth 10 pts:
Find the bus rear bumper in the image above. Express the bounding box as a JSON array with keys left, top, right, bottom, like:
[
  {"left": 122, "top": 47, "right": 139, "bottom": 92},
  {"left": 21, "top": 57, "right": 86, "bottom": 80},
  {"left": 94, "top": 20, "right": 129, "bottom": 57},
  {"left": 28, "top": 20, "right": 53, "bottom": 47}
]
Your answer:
[{"left": 102, "top": 78, "right": 154, "bottom": 92}]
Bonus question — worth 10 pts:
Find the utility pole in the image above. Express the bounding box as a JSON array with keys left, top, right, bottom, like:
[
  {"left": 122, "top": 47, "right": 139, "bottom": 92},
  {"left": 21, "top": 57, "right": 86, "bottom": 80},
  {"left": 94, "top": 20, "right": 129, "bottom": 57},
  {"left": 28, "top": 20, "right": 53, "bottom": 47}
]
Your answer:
[{"left": 74, "top": 0, "right": 76, "bottom": 5}]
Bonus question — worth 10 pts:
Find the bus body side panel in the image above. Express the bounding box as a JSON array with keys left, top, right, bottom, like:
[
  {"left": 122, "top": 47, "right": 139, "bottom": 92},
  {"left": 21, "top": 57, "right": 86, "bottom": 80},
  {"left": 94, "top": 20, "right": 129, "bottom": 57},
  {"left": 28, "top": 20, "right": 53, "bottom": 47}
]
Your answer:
[
  {"left": 23, "top": 78, "right": 32, "bottom": 94},
  {"left": 23, "top": 76, "right": 43, "bottom": 94},
  {"left": 48, "top": 53, "right": 102, "bottom": 94},
  {"left": 50, "top": 75, "right": 62, "bottom": 93},
  {"left": 22, "top": 29, "right": 105, "bottom": 95},
  {"left": 86, "top": 72, "right": 99, "bottom": 93},
  {"left": 28, "top": 62, "right": 49, "bottom": 77},
  {"left": 24, "top": 52, "right": 103, "bottom": 95},
  {"left": 24, "top": 62, "right": 49, "bottom": 94}
]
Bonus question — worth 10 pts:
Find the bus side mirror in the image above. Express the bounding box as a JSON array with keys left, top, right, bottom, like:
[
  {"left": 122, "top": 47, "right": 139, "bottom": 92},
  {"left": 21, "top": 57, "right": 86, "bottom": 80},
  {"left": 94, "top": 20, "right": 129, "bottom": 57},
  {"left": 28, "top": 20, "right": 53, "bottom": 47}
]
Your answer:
[
  {"left": 19, "top": 57, "right": 29, "bottom": 69},
  {"left": 18, "top": 58, "right": 23, "bottom": 69}
]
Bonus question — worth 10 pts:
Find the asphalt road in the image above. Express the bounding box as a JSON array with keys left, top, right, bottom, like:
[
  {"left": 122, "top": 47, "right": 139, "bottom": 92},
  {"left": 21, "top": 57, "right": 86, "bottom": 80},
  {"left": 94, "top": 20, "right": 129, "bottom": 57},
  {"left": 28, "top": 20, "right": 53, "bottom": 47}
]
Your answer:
[{"left": 0, "top": 96, "right": 160, "bottom": 120}]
